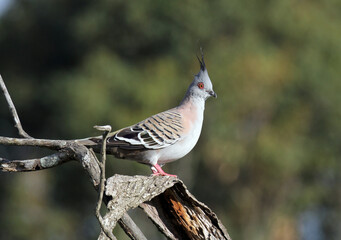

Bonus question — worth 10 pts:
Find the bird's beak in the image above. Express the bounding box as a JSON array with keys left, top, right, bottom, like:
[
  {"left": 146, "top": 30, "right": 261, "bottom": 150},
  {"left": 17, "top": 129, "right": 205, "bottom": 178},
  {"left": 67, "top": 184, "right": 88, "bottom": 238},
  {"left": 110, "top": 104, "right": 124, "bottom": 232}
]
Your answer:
[{"left": 208, "top": 90, "right": 217, "bottom": 98}]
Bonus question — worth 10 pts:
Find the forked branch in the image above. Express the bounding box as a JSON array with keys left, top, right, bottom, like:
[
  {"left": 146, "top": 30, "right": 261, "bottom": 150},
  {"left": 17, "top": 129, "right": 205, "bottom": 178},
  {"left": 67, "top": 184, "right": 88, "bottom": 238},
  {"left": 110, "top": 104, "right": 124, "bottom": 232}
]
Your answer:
[{"left": 0, "top": 75, "right": 145, "bottom": 239}]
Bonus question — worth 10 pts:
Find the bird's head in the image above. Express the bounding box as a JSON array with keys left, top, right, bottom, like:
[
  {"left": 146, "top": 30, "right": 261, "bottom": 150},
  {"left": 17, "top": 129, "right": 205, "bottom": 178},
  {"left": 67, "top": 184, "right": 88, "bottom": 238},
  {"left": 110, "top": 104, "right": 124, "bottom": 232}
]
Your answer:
[{"left": 187, "top": 51, "right": 217, "bottom": 100}]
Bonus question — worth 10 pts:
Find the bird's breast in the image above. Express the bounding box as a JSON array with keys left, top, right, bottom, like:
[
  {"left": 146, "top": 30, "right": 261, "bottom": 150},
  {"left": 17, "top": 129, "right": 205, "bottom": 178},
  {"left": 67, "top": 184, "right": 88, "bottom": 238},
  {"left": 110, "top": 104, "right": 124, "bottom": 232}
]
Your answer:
[{"left": 157, "top": 102, "right": 204, "bottom": 164}]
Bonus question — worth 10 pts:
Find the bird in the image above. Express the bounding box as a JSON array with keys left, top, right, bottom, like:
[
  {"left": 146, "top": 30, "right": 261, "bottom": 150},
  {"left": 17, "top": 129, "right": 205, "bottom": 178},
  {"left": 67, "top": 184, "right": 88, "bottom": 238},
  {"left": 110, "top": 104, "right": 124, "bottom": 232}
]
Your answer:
[{"left": 77, "top": 52, "right": 217, "bottom": 177}]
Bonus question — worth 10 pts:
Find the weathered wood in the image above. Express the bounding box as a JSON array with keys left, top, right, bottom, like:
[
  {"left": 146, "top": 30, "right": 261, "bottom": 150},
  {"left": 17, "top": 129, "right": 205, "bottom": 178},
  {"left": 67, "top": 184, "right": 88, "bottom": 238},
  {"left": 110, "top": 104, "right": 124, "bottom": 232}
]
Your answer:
[
  {"left": 0, "top": 136, "right": 232, "bottom": 240},
  {"left": 141, "top": 182, "right": 231, "bottom": 240},
  {"left": 103, "top": 175, "right": 231, "bottom": 240},
  {"left": 103, "top": 175, "right": 178, "bottom": 231},
  {"left": 0, "top": 151, "right": 72, "bottom": 172},
  {"left": 0, "top": 136, "right": 69, "bottom": 150}
]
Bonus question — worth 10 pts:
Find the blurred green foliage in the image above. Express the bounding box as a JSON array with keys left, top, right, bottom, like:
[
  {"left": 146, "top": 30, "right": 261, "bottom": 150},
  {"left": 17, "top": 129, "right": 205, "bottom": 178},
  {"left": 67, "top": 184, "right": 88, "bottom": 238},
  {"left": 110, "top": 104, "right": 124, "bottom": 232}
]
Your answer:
[{"left": 1, "top": 0, "right": 341, "bottom": 239}]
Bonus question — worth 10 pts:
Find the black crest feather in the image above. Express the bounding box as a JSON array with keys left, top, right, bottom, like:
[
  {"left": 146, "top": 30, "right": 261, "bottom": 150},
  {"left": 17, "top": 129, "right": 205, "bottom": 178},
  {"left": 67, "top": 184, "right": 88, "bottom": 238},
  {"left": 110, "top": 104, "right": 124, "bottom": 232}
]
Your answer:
[{"left": 197, "top": 47, "right": 206, "bottom": 71}]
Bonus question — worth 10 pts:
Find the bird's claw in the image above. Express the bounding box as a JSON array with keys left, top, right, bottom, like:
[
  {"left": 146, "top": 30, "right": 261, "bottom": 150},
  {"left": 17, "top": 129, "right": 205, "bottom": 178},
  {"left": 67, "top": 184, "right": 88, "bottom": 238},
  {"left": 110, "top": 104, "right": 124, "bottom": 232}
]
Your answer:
[{"left": 151, "top": 164, "right": 177, "bottom": 177}]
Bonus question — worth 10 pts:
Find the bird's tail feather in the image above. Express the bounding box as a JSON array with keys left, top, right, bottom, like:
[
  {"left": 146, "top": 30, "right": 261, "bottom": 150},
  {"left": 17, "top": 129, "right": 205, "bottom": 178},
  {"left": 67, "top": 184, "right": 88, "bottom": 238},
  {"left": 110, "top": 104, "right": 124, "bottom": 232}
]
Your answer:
[
  {"left": 74, "top": 136, "right": 101, "bottom": 147},
  {"left": 74, "top": 136, "right": 109, "bottom": 154},
  {"left": 74, "top": 130, "right": 119, "bottom": 147}
]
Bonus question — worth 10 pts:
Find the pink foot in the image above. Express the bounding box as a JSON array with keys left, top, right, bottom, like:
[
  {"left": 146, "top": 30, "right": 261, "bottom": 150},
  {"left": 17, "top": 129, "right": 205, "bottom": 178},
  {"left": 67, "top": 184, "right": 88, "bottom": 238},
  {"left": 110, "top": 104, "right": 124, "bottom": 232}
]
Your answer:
[{"left": 151, "top": 164, "right": 177, "bottom": 177}]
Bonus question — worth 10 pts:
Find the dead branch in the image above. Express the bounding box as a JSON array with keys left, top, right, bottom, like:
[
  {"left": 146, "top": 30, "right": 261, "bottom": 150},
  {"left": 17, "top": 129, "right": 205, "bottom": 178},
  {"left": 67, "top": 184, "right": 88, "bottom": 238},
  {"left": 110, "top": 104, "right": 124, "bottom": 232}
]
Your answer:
[
  {"left": 0, "top": 75, "right": 231, "bottom": 240},
  {"left": 0, "top": 74, "right": 31, "bottom": 138},
  {"left": 0, "top": 75, "right": 147, "bottom": 239},
  {"left": 0, "top": 136, "right": 69, "bottom": 149},
  {"left": 141, "top": 182, "right": 231, "bottom": 240},
  {"left": 95, "top": 125, "right": 117, "bottom": 240},
  {"left": 118, "top": 213, "right": 148, "bottom": 240},
  {"left": 0, "top": 151, "right": 72, "bottom": 172}
]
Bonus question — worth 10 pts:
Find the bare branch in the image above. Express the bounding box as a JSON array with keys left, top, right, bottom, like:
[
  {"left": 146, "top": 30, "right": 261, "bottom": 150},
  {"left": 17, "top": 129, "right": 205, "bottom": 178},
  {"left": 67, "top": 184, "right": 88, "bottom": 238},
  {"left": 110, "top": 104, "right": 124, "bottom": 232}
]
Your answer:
[
  {"left": 0, "top": 75, "right": 32, "bottom": 138},
  {"left": 93, "top": 126, "right": 148, "bottom": 240},
  {"left": 95, "top": 125, "right": 117, "bottom": 240},
  {"left": 0, "top": 151, "right": 73, "bottom": 172},
  {"left": 118, "top": 213, "right": 147, "bottom": 240},
  {"left": 0, "top": 136, "right": 69, "bottom": 149},
  {"left": 98, "top": 231, "right": 116, "bottom": 240},
  {"left": 0, "top": 135, "right": 102, "bottom": 188},
  {"left": 0, "top": 136, "right": 150, "bottom": 239},
  {"left": 0, "top": 136, "right": 230, "bottom": 239},
  {"left": 70, "top": 145, "right": 101, "bottom": 188}
]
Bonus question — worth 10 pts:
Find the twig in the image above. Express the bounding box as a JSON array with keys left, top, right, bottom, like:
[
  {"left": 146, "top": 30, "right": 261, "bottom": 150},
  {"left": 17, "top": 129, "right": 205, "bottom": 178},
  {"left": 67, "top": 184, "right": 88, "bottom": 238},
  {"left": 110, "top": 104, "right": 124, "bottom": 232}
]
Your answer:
[
  {"left": 0, "top": 74, "right": 32, "bottom": 138},
  {"left": 93, "top": 126, "right": 148, "bottom": 240},
  {"left": 0, "top": 151, "right": 73, "bottom": 172},
  {"left": 118, "top": 213, "right": 148, "bottom": 240},
  {"left": 94, "top": 125, "right": 117, "bottom": 240}
]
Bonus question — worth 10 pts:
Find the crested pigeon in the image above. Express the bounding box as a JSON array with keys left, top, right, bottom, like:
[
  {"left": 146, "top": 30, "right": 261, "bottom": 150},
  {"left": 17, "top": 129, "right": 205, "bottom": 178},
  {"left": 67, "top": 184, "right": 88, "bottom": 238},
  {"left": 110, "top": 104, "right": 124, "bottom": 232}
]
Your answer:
[{"left": 78, "top": 53, "right": 217, "bottom": 177}]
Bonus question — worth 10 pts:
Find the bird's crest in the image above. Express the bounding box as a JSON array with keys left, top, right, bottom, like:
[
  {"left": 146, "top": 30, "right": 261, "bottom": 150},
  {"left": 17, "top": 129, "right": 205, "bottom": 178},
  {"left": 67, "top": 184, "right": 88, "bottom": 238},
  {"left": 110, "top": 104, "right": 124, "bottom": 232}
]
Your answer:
[{"left": 197, "top": 47, "right": 206, "bottom": 71}]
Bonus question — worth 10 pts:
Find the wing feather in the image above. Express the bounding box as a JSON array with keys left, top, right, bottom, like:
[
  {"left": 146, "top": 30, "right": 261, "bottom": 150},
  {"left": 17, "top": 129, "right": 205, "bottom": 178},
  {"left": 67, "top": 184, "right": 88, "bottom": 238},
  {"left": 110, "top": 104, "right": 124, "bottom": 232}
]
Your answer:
[{"left": 106, "top": 109, "right": 184, "bottom": 150}]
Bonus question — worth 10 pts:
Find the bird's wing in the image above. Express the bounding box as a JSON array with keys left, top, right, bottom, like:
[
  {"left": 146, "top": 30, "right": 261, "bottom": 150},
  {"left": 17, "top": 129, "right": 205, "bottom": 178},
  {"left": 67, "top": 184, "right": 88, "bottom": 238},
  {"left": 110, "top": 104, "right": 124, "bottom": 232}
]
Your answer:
[{"left": 107, "top": 109, "right": 185, "bottom": 150}]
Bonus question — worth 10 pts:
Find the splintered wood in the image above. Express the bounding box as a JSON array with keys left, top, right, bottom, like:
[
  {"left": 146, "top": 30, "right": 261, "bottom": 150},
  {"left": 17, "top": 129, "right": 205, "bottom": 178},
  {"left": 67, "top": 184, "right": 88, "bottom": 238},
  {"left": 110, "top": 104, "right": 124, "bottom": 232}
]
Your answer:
[
  {"left": 103, "top": 174, "right": 231, "bottom": 240},
  {"left": 142, "top": 183, "right": 231, "bottom": 240}
]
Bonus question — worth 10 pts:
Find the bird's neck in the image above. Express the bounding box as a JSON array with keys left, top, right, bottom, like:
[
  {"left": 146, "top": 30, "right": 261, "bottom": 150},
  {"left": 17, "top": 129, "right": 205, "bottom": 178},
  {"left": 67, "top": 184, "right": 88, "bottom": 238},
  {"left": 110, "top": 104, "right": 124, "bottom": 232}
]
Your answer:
[{"left": 179, "top": 95, "right": 205, "bottom": 112}]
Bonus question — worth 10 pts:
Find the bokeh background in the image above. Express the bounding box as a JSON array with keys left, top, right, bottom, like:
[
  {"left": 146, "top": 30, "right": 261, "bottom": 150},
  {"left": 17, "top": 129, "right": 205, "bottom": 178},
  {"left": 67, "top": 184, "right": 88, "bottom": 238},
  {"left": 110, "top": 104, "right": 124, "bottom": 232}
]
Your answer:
[{"left": 1, "top": 0, "right": 341, "bottom": 239}]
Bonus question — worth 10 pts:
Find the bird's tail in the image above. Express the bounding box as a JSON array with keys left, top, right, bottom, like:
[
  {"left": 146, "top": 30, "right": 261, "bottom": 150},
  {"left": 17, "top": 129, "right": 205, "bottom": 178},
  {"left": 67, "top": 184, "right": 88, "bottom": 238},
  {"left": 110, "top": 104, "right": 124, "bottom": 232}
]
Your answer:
[
  {"left": 74, "top": 136, "right": 101, "bottom": 147},
  {"left": 74, "top": 129, "right": 123, "bottom": 156},
  {"left": 74, "top": 136, "right": 108, "bottom": 154},
  {"left": 73, "top": 130, "right": 119, "bottom": 150}
]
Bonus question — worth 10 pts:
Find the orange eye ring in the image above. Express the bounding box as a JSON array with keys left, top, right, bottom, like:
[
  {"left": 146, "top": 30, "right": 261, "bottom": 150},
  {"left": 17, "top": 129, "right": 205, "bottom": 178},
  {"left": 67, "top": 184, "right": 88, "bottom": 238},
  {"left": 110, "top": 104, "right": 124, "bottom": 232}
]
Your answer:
[{"left": 197, "top": 82, "right": 204, "bottom": 89}]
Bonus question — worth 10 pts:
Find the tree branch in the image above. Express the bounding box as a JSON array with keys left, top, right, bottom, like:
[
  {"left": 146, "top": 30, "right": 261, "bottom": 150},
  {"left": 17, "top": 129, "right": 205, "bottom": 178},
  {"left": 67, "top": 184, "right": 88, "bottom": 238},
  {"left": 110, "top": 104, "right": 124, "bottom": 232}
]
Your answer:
[
  {"left": 118, "top": 213, "right": 147, "bottom": 240},
  {"left": 93, "top": 125, "right": 148, "bottom": 240},
  {"left": 0, "top": 135, "right": 149, "bottom": 240},
  {"left": 95, "top": 125, "right": 117, "bottom": 240},
  {"left": 0, "top": 74, "right": 230, "bottom": 239},
  {"left": 0, "top": 151, "right": 73, "bottom": 172},
  {"left": 0, "top": 136, "right": 69, "bottom": 150},
  {"left": 0, "top": 74, "right": 31, "bottom": 138}
]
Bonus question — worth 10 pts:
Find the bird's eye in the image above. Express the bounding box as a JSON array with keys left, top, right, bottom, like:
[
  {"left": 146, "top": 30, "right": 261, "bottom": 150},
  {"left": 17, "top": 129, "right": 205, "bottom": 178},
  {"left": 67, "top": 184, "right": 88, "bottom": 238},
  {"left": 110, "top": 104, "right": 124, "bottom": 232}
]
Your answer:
[{"left": 197, "top": 82, "right": 204, "bottom": 89}]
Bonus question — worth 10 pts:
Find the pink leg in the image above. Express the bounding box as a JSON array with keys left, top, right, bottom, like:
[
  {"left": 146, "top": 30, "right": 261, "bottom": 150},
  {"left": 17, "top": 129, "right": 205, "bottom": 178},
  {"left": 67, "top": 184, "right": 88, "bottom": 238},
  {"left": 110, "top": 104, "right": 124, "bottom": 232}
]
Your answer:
[{"left": 151, "top": 164, "right": 177, "bottom": 177}]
